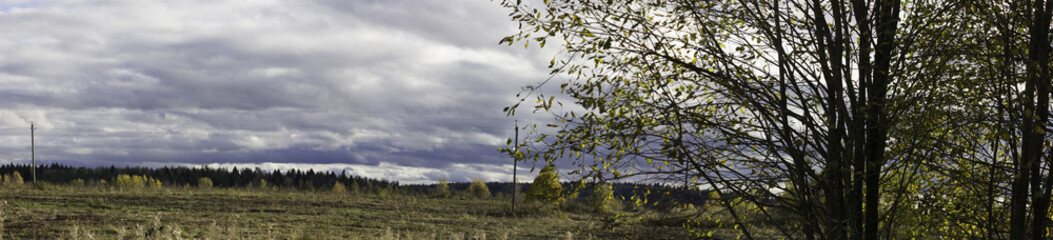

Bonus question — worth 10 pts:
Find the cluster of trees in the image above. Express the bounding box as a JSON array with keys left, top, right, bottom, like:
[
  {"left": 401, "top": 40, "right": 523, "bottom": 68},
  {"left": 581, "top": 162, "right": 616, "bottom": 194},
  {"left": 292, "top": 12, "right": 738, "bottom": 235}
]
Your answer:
[{"left": 501, "top": 0, "right": 1053, "bottom": 239}]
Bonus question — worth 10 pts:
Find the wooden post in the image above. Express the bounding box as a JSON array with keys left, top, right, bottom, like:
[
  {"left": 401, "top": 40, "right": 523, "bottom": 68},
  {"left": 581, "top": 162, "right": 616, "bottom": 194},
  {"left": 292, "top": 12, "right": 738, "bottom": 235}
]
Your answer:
[
  {"left": 512, "top": 120, "right": 519, "bottom": 214},
  {"left": 31, "top": 122, "right": 36, "bottom": 184}
]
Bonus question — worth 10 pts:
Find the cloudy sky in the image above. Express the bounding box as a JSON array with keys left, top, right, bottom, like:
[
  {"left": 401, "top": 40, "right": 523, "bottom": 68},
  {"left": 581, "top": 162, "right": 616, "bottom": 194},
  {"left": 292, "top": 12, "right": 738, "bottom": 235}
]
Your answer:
[{"left": 0, "top": 0, "right": 555, "bottom": 183}]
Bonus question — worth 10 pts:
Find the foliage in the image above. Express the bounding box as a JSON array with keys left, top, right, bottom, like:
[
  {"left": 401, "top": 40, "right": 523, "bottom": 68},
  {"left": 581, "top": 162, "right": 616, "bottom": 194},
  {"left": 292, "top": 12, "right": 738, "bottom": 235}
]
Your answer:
[
  {"left": 113, "top": 174, "right": 162, "bottom": 189},
  {"left": 496, "top": 0, "right": 985, "bottom": 239},
  {"left": 197, "top": 177, "right": 213, "bottom": 189},
  {"left": 332, "top": 181, "right": 346, "bottom": 193},
  {"left": 589, "top": 182, "right": 615, "bottom": 213},
  {"left": 3, "top": 171, "right": 23, "bottom": 186},
  {"left": 525, "top": 165, "right": 563, "bottom": 205},
  {"left": 468, "top": 178, "right": 491, "bottom": 199},
  {"left": 434, "top": 178, "right": 450, "bottom": 197},
  {"left": 69, "top": 178, "right": 85, "bottom": 187},
  {"left": 0, "top": 164, "right": 398, "bottom": 193}
]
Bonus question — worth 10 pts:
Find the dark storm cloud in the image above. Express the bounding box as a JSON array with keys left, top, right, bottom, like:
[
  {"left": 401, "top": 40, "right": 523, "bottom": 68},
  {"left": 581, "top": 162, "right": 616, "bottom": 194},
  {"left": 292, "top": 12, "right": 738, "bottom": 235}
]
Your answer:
[{"left": 0, "top": 0, "right": 556, "bottom": 182}]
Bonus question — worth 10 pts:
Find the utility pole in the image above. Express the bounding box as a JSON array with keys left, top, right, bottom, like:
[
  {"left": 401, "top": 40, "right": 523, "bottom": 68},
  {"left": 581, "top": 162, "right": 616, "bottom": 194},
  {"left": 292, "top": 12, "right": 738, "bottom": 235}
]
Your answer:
[
  {"left": 31, "top": 122, "right": 36, "bottom": 184},
  {"left": 512, "top": 120, "right": 519, "bottom": 213}
]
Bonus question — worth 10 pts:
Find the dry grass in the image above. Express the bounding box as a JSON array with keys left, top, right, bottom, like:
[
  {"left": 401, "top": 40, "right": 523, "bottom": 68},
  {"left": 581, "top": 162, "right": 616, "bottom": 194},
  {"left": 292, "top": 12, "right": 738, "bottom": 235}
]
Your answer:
[{"left": 0, "top": 186, "right": 688, "bottom": 239}]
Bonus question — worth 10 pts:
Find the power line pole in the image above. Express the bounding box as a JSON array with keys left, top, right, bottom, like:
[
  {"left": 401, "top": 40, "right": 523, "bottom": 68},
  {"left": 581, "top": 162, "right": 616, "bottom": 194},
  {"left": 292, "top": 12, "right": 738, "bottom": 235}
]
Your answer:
[
  {"left": 31, "top": 122, "right": 36, "bottom": 184},
  {"left": 512, "top": 120, "right": 519, "bottom": 214}
]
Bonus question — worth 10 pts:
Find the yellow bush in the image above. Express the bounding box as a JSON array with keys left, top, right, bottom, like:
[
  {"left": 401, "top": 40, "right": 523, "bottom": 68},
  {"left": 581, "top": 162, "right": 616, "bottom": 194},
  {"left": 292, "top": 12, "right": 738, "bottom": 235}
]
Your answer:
[
  {"left": 469, "top": 178, "right": 491, "bottom": 199},
  {"left": 332, "top": 182, "right": 346, "bottom": 193},
  {"left": 198, "top": 177, "right": 213, "bottom": 189},
  {"left": 2, "top": 171, "right": 25, "bottom": 186},
  {"left": 525, "top": 165, "right": 563, "bottom": 205},
  {"left": 114, "top": 174, "right": 162, "bottom": 189}
]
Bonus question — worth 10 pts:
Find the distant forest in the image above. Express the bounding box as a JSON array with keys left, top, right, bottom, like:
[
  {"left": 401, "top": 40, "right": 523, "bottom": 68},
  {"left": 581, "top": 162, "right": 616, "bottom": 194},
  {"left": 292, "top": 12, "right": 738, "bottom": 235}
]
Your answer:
[
  {"left": 0, "top": 163, "right": 398, "bottom": 193},
  {"left": 0, "top": 164, "right": 708, "bottom": 206}
]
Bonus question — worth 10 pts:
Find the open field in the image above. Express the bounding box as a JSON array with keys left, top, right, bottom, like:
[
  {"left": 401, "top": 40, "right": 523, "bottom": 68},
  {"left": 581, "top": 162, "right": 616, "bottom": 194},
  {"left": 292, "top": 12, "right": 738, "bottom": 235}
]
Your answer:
[{"left": 0, "top": 186, "right": 692, "bottom": 239}]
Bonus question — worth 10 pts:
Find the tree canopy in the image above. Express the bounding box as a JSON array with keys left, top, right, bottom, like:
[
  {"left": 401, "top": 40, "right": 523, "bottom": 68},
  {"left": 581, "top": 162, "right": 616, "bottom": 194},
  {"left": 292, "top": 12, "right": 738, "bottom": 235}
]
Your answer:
[{"left": 500, "top": 0, "right": 1053, "bottom": 239}]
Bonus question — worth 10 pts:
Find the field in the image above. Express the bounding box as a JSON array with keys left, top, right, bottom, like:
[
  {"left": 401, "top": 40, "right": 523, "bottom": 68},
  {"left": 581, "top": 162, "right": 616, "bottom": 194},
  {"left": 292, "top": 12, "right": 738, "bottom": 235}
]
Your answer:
[{"left": 0, "top": 186, "right": 692, "bottom": 239}]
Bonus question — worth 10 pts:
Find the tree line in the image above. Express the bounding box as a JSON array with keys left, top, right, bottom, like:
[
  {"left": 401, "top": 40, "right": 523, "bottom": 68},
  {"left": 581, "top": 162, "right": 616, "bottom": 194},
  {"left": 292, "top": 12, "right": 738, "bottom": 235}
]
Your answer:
[
  {"left": 0, "top": 163, "right": 399, "bottom": 193},
  {"left": 0, "top": 163, "right": 703, "bottom": 207}
]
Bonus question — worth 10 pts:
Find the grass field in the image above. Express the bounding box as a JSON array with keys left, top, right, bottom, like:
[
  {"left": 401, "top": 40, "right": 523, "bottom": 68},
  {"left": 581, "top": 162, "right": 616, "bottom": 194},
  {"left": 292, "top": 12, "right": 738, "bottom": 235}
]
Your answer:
[{"left": 0, "top": 186, "right": 692, "bottom": 239}]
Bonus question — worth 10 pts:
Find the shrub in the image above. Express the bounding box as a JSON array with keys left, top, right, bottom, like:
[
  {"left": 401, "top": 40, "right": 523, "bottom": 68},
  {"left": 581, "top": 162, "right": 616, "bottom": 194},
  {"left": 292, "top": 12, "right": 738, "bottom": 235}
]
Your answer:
[
  {"left": 32, "top": 181, "right": 55, "bottom": 190},
  {"left": 468, "top": 178, "right": 491, "bottom": 199},
  {"left": 590, "top": 182, "right": 616, "bottom": 213},
  {"left": 256, "top": 179, "right": 269, "bottom": 189},
  {"left": 70, "top": 178, "right": 86, "bottom": 187},
  {"left": 114, "top": 175, "right": 162, "bottom": 189},
  {"left": 114, "top": 174, "right": 141, "bottom": 189},
  {"left": 525, "top": 165, "right": 563, "bottom": 205},
  {"left": 350, "top": 181, "right": 360, "bottom": 194},
  {"left": 198, "top": 177, "right": 213, "bottom": 189},
  {"left": 332, "top": 181, "right": 346, "bottom": 193},
  {"left": 434, "top": 178, "right": 450, "bottom": 197},
  {"left": 4, "top": 171, "right": 24, "bottom": 186}
]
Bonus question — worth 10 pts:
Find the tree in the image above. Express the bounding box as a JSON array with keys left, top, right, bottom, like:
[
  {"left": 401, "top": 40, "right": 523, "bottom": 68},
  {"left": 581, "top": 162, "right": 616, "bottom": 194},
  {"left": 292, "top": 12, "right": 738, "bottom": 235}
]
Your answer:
[
  {"left": 998, "top": 1, "right": 1053, "bottom": 239},
  {"left": 332, "top": 181, "right": 346, "bottom": 193},
  {"left": 350, "top": 181, "right": 360, "bottom": 194},
  {"left": 590, "top": 182, "right": 615, "bottom": 213},
  {"left": 468, "top": 178, "right": 491, "bottom": 199},
  {"left": 7, "top": 171, "right": 23, "bottom": 186},
  {"left": 498, "top": 0, "right": 954, "bottom": 239},
  {"left": 525, "top": 165, "right": 563, "bottom": 205},
  {"left": 434, "top": 178, "right": 450, "bottom": 197}
]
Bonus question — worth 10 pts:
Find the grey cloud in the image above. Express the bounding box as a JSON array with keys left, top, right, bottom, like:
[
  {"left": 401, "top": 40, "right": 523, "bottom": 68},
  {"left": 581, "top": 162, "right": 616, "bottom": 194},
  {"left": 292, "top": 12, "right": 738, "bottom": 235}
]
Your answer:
[{"left": 0, "top": 0, "right": 553, "bottom": 183}]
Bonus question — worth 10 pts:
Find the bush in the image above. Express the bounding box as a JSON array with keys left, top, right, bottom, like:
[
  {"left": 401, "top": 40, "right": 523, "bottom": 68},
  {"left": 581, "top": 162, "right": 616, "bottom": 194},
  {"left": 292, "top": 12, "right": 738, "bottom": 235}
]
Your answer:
[
  {"left": 350, "top": 181, "right": 360, "bottom": 194},
  {"left": 4, "top": 171, "right": 24, "bottom": 186},
  {"left": 525, "top": 165, "right": 563, "bottom": 205},
  {"left": 114, "top": 174, "right": 163, "bottom": 189},
  {"left": 590, "top": 182, "right": 616, "bottom": 213},
  {"left": 332, "top": 181, "right": 346, "bottom": 193},
  {"left": 257, "top": 179, "right": 269, "bottom": 189},
  {"left": 198, "top": 177, "right": 213, "bottom": 189},
  {"left": 32, "top": 181, "right": 56, "bottom": 190},
  {"left": 69, "top": 178, "right": 86, "bottom": 187},
  {"left": 434, "top": 178, "right": 450, "bottom": 197},
  {"left": 468, "top": 178, "right": 491, "bottom": 199}
]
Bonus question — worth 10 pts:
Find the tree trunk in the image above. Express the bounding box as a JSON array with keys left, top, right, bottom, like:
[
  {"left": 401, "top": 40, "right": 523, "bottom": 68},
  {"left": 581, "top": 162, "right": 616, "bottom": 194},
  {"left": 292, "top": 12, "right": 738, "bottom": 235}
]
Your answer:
[
  {"left": 863, "top": 1, "right": 899, "bottom": 240},
  {"left": 1027, "top": 1, "right": 1053, "bottom": 239}
]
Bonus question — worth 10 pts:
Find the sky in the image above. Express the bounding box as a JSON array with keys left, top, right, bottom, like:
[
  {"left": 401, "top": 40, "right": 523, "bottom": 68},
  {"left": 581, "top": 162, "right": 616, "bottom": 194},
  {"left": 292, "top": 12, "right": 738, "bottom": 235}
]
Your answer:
[{"left": 0, "top": 0, "right": 556, "bottom": 184}]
